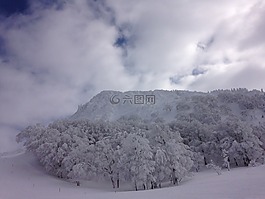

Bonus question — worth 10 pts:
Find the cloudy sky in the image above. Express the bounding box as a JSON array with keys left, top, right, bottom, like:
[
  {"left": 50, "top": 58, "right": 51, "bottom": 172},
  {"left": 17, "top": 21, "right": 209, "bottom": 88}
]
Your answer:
[{"left": 0, "top": 0, "right": 265, "bottom": 152}]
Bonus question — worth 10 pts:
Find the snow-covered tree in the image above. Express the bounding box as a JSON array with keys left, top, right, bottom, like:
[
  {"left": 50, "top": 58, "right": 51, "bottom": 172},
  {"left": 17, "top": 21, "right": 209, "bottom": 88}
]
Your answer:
[
  {"left": 154, "top": 147, "right": 169, "bottom": 188},
  {"left": 206, "top": 160, "right": 222, "bottom": 175},
  {"left": 217, "top": 121, "right": 264, "bottom": 167},
  {"left": 121, "top": 132, "right": 155, "bottom": 191},
  {"left": 191, "top": 151, "right": 205, "bottom": 172},
  {"left": 149, "top": 124, "right": 194, "bottom": 185},
  {"left": 165, "top": 139, "right": 193, "bottom": 185},
  {"left": 16, "top": 124, "right": 47, "bottom": 153},
  {"left": 222, "top": 149, "right": 230, "bottom": 171},
  {"left": 94, "top": 137, "right": 121, "bottom": 188}
]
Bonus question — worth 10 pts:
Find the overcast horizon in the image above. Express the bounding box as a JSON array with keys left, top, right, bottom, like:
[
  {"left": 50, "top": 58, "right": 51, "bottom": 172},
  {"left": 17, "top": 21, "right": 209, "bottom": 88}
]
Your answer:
[{"left": 1, "top": 0, "right": 265, "bottom": 152}]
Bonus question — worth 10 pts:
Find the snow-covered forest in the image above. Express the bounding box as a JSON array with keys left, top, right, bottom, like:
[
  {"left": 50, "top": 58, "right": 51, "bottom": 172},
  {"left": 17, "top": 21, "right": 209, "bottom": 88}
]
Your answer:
[{"left": 17, "top": 89, "right": 265, "bottom": 191}]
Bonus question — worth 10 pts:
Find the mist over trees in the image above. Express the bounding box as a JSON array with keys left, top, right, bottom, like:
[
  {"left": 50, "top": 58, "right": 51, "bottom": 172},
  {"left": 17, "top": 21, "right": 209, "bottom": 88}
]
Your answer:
[{"left": 17, "top": 89, "right": 265, "bottom": 190}]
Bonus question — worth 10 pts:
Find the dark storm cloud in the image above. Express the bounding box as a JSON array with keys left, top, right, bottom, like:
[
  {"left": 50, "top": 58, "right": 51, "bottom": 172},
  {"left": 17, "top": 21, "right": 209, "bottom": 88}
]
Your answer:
[{"left": 0, "top": 0, "right": 29, "bottom": 17}]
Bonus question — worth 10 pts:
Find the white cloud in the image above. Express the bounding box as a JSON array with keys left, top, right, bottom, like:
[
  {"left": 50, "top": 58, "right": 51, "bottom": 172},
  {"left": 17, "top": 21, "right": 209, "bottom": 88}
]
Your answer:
[{"left": 109, "top": 0, "right": 264, "bottom": 90}]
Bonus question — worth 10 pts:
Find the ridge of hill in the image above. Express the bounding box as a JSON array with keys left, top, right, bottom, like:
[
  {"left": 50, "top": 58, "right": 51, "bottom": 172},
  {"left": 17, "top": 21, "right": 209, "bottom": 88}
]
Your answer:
[{"left": 70, "top": 89, "right": 265, "bottom": 125}]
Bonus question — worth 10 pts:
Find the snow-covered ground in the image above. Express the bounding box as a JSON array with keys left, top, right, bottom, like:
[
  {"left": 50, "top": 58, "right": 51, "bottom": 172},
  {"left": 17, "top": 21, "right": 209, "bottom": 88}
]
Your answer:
[{"left": 1, "top": 150, "right": 265, "bottom": 199}]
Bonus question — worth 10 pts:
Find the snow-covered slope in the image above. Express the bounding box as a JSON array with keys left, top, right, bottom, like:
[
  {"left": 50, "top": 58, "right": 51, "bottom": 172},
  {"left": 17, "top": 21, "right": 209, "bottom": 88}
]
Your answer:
[
  {"left": 70, "top": 89, "right": 265, "bottom": 124},
  {"left": 1, "top": 151, "right": 265, "bottom": 199},
  {"left": 71, "top": 90, "right": 185, "bottom": 121}
]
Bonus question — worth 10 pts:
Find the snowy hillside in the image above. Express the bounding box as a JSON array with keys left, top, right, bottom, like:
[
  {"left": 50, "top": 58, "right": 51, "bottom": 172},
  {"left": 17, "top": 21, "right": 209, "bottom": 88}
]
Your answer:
[
  {"left": 1, "top": 151, "right": 265, "bottom": 199},
  {"left": 71, "top": 89, "right": 265, "bottom": 124},
  {"left": 71, "top": 90, "right": 206, "bottom": 121},
  {"left": 13, "top": 88, "right": 265, "bottom": 198}
]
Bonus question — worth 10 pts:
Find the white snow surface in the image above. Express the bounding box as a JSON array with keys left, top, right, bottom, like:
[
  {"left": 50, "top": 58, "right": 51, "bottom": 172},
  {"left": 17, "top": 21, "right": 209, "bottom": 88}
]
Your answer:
[{"left": 1, "top": 151, "right": 265, "bottom": 199}]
